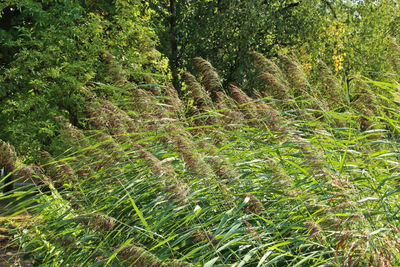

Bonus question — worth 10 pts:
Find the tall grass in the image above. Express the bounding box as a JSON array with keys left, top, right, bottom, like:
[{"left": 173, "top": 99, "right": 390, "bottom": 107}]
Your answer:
[{"left": 1, "top": 53, "right": 400, "bottom": 266}]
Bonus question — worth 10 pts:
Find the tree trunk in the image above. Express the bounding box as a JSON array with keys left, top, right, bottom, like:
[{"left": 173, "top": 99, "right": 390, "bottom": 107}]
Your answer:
[{"left": 169, "top": 0, "right": 180, "bottom": 94}]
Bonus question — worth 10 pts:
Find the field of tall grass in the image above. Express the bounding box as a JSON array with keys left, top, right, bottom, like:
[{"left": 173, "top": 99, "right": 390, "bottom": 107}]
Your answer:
[{"left": 1, "top": 52, "right": 400, "bottom": 266}]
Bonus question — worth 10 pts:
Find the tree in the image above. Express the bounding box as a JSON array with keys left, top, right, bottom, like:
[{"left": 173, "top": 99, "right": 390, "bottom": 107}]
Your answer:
[
  {"left": 298, "top": 0, "right": 400, "bottom": 83},
  {"left": 151, "top": 0, "right": 399, "bottom": 96},
  {"left": 0, "top": 0, "right": 168, "bottom": 160},
  {"left": 151, "top": 0, "right": 315, "bottom": 92}
]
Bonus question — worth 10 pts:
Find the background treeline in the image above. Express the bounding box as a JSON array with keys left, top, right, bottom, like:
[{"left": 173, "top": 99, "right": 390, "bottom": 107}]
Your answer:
[
  {"left": 152, "top": 0, "right": 400, "bottom": 91},
  {"left": 1, "top": 0, "right": 400, "bottom": 266}
]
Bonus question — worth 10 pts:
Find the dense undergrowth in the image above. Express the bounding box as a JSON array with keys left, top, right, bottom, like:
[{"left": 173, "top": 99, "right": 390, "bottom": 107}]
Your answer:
[{"left": 1, "top": 51, "right": 400, "bottom": 266}]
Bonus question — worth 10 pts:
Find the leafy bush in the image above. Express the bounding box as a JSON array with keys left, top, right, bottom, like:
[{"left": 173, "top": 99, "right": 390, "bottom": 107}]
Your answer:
[{"left": 0, "top": 0, "right": 168, "bottom": 160}]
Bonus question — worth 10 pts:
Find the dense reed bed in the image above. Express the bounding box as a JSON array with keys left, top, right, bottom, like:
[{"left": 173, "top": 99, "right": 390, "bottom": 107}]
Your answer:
[{"left": 1, "top": 53, "right": 400, "bottom": 266}]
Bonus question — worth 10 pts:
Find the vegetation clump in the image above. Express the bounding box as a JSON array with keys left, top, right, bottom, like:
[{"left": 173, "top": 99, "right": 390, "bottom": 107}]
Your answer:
[{"left": 0, "top": 0, "right": 400, "bottom": 266}]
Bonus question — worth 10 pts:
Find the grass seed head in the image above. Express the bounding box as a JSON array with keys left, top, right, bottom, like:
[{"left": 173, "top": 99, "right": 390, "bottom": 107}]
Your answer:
[
  {"left": 244, "top": 194, "right": 265, "bottom": 214},
  {"left": 193, "top": 57, "right": 223, "bottom": 92},
  {"left": 0, "top": 141, "right": 16, "bottom": 171},
  {"left": 305, "top": 220, "right": 325, "bottom": 243}
]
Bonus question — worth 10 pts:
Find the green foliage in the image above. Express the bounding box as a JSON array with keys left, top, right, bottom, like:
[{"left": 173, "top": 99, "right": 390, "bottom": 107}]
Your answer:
[
  {"left": 298, "top": 0, "right": 400, "bottom": 83},
  {"left": 151, "top": 0, "right": 317, "bottom": 90},
  {"left": 151, "top": 0, "right": 400, "bottom": 95},
  {"left": 0, "top": 0, "right": 168, "bottom": 160}
]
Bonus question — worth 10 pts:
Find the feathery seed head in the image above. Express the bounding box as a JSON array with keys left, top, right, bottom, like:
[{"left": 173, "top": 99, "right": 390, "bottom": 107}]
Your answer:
[
  {"left": 193, "top": 57, "right": 223, "bottom": 92},
  {"left": 0, "top": 141, "right": 16, "bottom": 171}
]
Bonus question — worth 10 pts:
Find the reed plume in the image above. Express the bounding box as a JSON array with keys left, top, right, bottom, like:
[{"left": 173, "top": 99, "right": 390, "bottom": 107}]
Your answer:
[
  {"left": 193, "top": 57, "right": 223, "bottom": 93},
  {"left": 279, "top": 52, "right": 310, "bottom": 96},
  {"left": 0, "top": 140, "right": 16, "bottom": 171},
  {"left": 250, "top": 51, "right": 289, "bottom": 99},
  {"left": 184, "top": 71, "right": 214, "bottom": 111}
]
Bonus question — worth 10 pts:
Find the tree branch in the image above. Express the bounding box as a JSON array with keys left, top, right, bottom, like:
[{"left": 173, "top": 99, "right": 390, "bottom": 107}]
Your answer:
[{"left": 323, "top": 0, "right": 337, "bottom": 19}]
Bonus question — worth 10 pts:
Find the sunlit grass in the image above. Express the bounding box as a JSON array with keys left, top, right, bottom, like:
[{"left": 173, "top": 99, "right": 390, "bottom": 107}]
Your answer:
[{"left": 1, "top": 54, "right": 400, "bottom": 266}]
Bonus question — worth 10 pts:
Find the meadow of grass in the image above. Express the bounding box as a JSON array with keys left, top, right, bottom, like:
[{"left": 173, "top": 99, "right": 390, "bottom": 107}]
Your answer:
[{"left": 1, "top": 52, "right": 400, "bottom": 266}]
